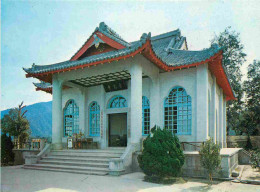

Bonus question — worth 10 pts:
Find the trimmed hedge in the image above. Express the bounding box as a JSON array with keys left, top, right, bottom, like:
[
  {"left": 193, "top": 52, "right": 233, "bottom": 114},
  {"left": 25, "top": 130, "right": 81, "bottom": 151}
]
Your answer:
[{"left": 138, "top": 126, "right": 185, "bottom": 178}]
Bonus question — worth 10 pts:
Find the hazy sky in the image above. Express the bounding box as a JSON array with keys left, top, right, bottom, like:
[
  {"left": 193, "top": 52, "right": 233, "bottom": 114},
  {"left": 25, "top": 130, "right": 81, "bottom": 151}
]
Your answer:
[{"left": 1, "top": 0, "right": 260, "bottom": 110}]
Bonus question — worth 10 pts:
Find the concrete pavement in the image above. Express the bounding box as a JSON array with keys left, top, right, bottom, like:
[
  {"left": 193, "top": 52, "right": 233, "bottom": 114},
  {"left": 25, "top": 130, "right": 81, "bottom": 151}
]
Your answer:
[{"left": 1, "top": 165, "right": 260, "bottom": 192}]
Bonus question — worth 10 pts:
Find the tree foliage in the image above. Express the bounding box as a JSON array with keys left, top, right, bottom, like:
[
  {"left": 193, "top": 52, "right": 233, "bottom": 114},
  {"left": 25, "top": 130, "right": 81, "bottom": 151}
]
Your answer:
[
  {"left": 199, "top": 138, "right": 221, "bottom": 183},
  {"left": 244, "top": 60, "right": 260, "bottom": 108},
  {"left": 138, "top": 126, "right": 185, "bottom": 179},
  {"left": 211, "top": 27, "right": 246, "bottom": 134},
  {"left": 212, "top": 28, "right": 259, "bottom": 137},
  {"left": 250, "top": 149, "right": 260, "bottom": 170},
  {"left": 1, "top": 102, "right": 31, "bottom": 147},
  {"left": 242, "top": 60, "right": 260, "bottom": 136},
  {"left": 1, "top": 134, "right": 15, "bottom": 165}
]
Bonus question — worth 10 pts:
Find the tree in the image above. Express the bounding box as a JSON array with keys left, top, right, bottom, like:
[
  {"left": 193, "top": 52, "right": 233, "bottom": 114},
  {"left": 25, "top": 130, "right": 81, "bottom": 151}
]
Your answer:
[
  {"left": 239, "top": 60, "right": 260, "bottom": 149},
  {"left": 244, "top": 60, "right": 260, "bottom": 108},
  {"left": 138, "top": 126, "right": 185, "bottom": 180},
  {"left": 199, "top": 138, "right": 221, "bottom": 184},
  {"left": 1, "top": 134, "right": 15, "bottom": 165},
  {"left": 211, "top": 27, "right": 246, "bottom": 134},
  {"left": 243, "top": 60, "right": 260, "bottom": 136},
  {"left": 2, "top": 102, "right": 31, "bottom": 148}
]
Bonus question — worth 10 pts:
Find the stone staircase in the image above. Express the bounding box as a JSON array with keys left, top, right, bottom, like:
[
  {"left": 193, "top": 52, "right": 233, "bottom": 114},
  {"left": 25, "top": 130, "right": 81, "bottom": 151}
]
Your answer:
[{"left": 24, "top": 148, "right": 125, "bottom": 175}]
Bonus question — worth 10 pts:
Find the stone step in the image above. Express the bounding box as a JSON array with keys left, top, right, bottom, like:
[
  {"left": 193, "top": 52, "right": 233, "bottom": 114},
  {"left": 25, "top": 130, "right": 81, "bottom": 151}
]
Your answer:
[
  {"left": 52, "top": 149, "right": 125, "bottom": 154},
  {"left": 39, "top": 160, "right": 109, "bottom": 168},
  {"left": 42, "top": 156, "right": 110, "bottom": 163},
  {"left": 49, "top": 152, "right": 121, "bottom": 158},
  {"left": 24, "top": 163, "right": 109, "bottom": 173},
  {"left": 24, "top": 166, "right": 108, "bottom": 176}
]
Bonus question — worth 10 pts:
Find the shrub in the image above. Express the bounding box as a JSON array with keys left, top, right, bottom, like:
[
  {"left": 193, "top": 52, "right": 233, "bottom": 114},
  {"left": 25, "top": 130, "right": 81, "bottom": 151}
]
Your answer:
[
  {"left": 250, "top": 149, "right": 260, "bottom": 170},
  {"left": 245, "top": 136, "right": 253, "bottom": 150},
  {"left": 1, "top": 134, "right": 15, "bottom": 166},
  {"left": 138, "top": 126, "right": 185, "bottom": 179},
  {"left": 199, "top": 138, "right": 221, "bottom": 183}
]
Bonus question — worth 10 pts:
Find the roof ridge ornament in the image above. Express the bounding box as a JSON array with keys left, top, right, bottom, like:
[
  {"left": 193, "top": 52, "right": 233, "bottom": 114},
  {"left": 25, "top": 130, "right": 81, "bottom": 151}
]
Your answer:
[
  {"left": 91, "top": 34, "right": 105, "bottom": 48},
  {"left": 99, "top": 22, "right": 107, "bottom": 31},
  {"left": 165, "top": 37, "right": 176, "bottom": 52},
  {"left": 98, "top": 21, "right": 126, "bottom": 42},
  {"left": 140, "top": 32, "right": 151, "bottom": 42}
]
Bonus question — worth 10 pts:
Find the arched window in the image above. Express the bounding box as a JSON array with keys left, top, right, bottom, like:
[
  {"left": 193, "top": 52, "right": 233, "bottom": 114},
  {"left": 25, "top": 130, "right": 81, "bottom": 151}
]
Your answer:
[
  {"left": 64, "top": 100, "right": 79, "bottom": 137},
  {"left": 142, "top": 96, "right": 150, "bottom": 135},
  {"left": 164, "top": 86, "right": 191, "bottom": 135},
  {"left": 108, "top": 95, "right": 127, "bottom": 109},
  {"left": 89, "top": 101, "right": 100, "bottom": 136}
]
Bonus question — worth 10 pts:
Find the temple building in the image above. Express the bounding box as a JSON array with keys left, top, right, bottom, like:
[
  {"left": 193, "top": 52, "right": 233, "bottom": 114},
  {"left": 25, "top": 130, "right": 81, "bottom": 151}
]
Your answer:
[{"left": 23, "top": 22, "right": 238, "bottom": 177}]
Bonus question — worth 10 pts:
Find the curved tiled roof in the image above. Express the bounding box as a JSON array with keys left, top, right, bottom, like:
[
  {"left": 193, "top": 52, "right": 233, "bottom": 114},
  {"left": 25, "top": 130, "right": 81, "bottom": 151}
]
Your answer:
[
  {"left": 70, "top": 22, "right": 130, "bottom": 60},
  {"left": 23, "top": 22, "right": 235, "bottom": 100},
  {"left": 98, "top": 22, "right": 130, "bottom": 47},
  {"left": 24, "top": 32, "right": 150, "bottom": 75},
  {"left": 33, "top": 82, "right": 52, "bottom": 93},
  {"left": 159, "top": 46, "right": 221, "bottom": 67},
  {"left": 23, "top": 27, "right": 189, "bottom": 75},
  {"left": 33, "top": 82, "right": 52, "bottom": 89}
]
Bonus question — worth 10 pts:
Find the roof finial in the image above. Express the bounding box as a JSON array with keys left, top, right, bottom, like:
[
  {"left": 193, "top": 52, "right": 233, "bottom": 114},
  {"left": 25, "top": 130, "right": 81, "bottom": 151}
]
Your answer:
[
  {"left": 147, "top": 32, "right": 151, "bottom": 39},
  {"left": 99, "top": 22, "right": 106, "bottom": 30},
  {"left": 140, "top": 33, "right": 148, "bottom": 40}
]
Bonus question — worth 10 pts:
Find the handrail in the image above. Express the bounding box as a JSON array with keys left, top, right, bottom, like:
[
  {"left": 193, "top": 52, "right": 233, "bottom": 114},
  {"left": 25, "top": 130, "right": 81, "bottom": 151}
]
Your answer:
[
  {"left": 36, "top": 143, "right": 51, "bottom": 158},
  {"left": 24, "top": 143, "right": 51, "bottom": 165},
  {"left": 181, "top": 142, "right": 203, "bottom": 151},
  {"left": 109, "top": 144, "right": 134, "bottom": 175}
]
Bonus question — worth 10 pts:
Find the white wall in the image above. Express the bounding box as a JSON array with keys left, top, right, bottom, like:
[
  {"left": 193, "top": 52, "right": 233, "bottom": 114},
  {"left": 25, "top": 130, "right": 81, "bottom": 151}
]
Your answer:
[
  {"left": 159, "top": 67, "right": 197, "bottom": 142},
  {"left": 59, "top": 59, "right": 227, "bottom": 148},
  {"left": 208, "top": 70, "right": 226, "bottom": 146}
]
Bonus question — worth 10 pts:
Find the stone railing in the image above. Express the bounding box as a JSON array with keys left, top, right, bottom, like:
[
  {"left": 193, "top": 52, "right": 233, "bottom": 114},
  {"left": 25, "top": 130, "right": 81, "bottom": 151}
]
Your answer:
[
  {"left": 24, "top": 143, "right": 51, "bottom": 165},
  {"left": 227, "top": 136, "right": 260, "bottom": 149},
  {"left": 182, "top": 148, "right": 242, "bottom": 178},
  {"left": 109, "top": 144, "right": 135, "bottom": 176}
]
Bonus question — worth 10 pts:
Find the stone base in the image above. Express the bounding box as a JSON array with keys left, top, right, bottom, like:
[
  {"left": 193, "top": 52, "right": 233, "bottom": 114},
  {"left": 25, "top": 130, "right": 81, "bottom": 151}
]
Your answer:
[
  {"left": 109, "top": 158, "right": 125, "bottom": 176},
  {"left": 132, "top": 148, "right": 242, "bottom": 178},
  {"left": 52, "top": 143, "right": 63, "bottom": 150},
  {"left": 132, "top": 151, "right": 142, "bottom": 172},
  {"left": 13, "top": 149, "right": 40, "bottom": 165},
  {"left": 109, "top": 170, "right": 125, "bottom": 176},
  {"left": 25, "top": 155, "right": 38, "bottom": 165}
]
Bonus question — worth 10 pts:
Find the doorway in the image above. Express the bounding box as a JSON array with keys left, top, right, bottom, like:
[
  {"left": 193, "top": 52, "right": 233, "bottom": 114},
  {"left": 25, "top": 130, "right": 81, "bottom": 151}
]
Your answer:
[{"left": 108, "top": 113, "right": 127, "bottom": 147}]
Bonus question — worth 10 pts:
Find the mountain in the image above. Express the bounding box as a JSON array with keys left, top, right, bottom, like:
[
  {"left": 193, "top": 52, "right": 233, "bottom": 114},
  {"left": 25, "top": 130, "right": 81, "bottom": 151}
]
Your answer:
[{"left": 1, "top": 101, "right": 52, "bottom": 138}]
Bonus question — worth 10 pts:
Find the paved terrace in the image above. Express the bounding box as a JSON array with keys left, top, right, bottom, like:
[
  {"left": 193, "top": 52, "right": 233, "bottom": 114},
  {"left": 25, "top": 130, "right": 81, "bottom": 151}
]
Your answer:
[{"left": 1, "top": 165, "right": 260, "bottom": 192}]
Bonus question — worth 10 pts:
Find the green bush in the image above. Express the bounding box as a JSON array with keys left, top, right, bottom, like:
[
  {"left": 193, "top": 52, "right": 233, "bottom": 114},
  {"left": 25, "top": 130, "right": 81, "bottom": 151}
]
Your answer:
[
  {"left": 245, "top": 136, "right": 253, "bottom": 150},
  {"left": 138, "top": 126, "right": 185, "bottom": 179},
  {"left": 250, "top": 149, "right": 260, "bottom": 170},
  {"left": 1, "top": 134, "right": 15, "bottom": 166},
  {"left": 199, "top": 138, "right": 221, "bottom": 183}
]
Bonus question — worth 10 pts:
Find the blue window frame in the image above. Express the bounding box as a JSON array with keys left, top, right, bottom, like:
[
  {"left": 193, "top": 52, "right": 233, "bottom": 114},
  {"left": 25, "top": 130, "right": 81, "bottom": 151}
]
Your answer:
[
  {"left": 89, "top": 101, "right": 100, "bottom": 136},
  {"left": 108, "top": 95, "right": 127, "bottom": 109},
  {"left": 164, "top": 86, "right": 192, "bottom": 135},
  {"left": 142, "top": 96, "right": 150, "bottom": 135},
  {"left": 64, "top": 100, "right": 79, "bottom": 137}
]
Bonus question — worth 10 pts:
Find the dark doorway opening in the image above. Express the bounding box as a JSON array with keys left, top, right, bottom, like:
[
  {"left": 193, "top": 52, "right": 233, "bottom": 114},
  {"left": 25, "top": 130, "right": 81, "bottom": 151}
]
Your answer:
[{"left": 109, "top": 113, "right": 127, "bottom": 147}]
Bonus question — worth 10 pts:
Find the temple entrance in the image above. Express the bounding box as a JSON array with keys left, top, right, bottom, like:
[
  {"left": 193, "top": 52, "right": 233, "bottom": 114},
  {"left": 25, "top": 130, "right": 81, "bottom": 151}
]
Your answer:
[{"left": 108, "top": 113, "right": 127, "bottom": 147}]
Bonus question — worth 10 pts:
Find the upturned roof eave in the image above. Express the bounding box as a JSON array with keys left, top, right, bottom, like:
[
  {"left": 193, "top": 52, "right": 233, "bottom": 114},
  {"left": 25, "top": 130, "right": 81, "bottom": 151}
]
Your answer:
[
  {"left": 24, "top": 34, "right": 235, "bottom": 101},
  {"left": 24, "top": 33, "right": 152, "bottom": 79},
  {"left": 26, "top": 47, "right": 235, "bottom": 101}
]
